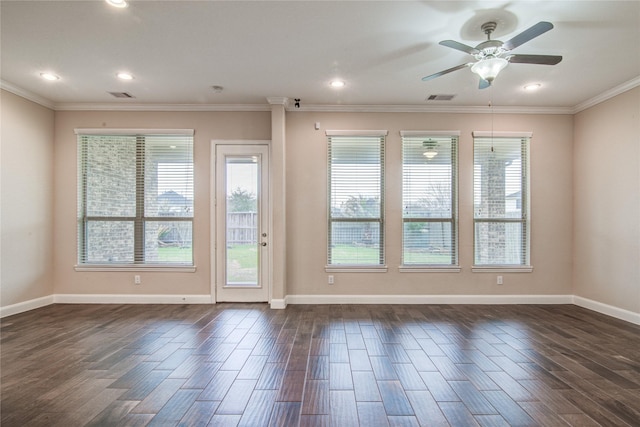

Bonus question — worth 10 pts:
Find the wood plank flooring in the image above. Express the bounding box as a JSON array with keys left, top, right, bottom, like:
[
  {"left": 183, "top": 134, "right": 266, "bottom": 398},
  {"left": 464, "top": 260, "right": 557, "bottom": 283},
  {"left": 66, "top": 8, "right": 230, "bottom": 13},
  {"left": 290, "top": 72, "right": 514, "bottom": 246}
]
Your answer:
[{"left": 1, "top": 303, "right": 639, "bottom": 426}]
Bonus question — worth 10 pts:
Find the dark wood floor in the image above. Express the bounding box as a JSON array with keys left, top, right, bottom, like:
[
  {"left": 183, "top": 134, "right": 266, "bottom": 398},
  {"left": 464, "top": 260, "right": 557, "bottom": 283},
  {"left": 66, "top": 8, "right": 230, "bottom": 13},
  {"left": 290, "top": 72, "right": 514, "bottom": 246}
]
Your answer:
[{"left": 1, "top": 303, "right": 639, "bottom": 426}]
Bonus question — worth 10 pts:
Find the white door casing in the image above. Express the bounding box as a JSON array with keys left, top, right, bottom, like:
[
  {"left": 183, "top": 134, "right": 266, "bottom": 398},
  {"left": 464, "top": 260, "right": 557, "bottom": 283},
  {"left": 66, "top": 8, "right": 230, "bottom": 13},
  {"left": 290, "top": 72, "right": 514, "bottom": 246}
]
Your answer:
[{"left": 212, "top": 142, "right": 270, "bottom": 302}]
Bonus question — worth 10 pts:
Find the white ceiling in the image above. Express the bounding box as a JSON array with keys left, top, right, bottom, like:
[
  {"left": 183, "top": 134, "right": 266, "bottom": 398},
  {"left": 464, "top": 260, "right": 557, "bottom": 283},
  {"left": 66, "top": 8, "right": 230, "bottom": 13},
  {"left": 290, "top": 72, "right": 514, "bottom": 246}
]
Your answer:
[{"left": 1, "top": 0, "right": 639, "bottom": 111}]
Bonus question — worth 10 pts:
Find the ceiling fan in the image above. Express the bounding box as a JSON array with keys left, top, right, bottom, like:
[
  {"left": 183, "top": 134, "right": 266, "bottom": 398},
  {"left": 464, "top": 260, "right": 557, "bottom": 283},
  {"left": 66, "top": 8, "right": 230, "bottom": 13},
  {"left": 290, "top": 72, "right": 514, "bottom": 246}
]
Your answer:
[{"left": 422, "top": 21, "right": 562, "bottom": 89}]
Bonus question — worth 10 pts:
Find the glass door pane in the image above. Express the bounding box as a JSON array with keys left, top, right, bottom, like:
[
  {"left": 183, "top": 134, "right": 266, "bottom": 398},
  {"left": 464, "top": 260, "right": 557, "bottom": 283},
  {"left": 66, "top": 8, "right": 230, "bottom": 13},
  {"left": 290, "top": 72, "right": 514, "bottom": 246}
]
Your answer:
[
  {"left": 225, "top": 156, "right": 259, "bottom": 286},
  {"left": 215, "top": 144, "right": 269, "bottom": 303}
]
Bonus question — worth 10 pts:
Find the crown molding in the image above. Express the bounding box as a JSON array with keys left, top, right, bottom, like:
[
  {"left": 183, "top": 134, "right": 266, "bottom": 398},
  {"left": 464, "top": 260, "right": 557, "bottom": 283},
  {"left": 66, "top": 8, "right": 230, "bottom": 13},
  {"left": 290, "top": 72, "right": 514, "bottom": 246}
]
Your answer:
[
  {"left": 4, "top": 77, "right": 638, "bottom": 114},
  {"left": 571, "top": 75, "right": 640, "bottom": 114},
  {"left": 287, "top": 104, "right": 574, "bottom": 114},
  {"left": 1, "top": 79, "right": 56, "bottom": 109},
  {"left": 0, "top": 82, "right": 272, "bottom": 112},
  {"left": 56, "top": 103, "right": 272, "bottom": 112}
]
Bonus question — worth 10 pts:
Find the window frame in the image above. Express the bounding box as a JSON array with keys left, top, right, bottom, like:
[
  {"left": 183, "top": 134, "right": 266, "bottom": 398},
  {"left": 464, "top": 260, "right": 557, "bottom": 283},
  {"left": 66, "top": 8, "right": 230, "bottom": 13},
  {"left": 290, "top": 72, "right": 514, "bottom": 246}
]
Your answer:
[
  {"left": 75, "top": 128, "right": 195, "bottom": 272},
  {"left": 399, "top": 131, "right": 460, "bottom": 273},
  {"left": 472, "top": 131, "right": 532, "bottom": 272},
  {"left": 326, "top": 130, "right": 387, "bottom": 272}
]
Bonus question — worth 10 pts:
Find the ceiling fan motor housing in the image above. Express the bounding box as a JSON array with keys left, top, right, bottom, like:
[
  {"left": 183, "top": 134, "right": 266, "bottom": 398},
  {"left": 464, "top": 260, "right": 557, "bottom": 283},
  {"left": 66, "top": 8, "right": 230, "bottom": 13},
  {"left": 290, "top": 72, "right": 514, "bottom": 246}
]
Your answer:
[
  {"left": 475, "top": 40, "right": 505, "bottom": 58},
  {"left": 476, "top": 22, "right": 505, "bottom": 59}
]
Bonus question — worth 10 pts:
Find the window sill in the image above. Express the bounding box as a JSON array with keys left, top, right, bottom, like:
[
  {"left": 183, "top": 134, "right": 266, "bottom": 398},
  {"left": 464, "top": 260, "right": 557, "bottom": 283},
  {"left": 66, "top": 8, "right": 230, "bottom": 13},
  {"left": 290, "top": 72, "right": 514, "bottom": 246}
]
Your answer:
[
  {"left": 398, "top": 265, "right": 461, "bottom": 273},
  {"left": 325, "top": 265, "right": 388, "bottom": 273},
  {"left": 471, "top": 265, "right": 533, "bottom": 273},
  {"left": 75, "top": 264, "right": 196, "bottom": 273}
]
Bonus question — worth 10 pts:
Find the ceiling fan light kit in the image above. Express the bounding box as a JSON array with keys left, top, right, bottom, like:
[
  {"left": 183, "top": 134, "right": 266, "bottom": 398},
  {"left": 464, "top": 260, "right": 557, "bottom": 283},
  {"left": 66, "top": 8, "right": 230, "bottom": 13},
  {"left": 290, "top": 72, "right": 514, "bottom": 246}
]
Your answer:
[
  {"left": 422, "top": 20, "right": 562, "bottom": 89},
  {"left": 470, "top": 57, "right": 509, "bottom": 82}
]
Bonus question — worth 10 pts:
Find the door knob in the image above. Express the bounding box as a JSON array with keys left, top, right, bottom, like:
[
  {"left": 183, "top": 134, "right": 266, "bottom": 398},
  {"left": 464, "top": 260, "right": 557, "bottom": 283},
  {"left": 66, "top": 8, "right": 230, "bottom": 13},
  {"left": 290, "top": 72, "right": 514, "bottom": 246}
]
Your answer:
[{"left": 261, "top": 242, "right": 267, "bottom": 246}]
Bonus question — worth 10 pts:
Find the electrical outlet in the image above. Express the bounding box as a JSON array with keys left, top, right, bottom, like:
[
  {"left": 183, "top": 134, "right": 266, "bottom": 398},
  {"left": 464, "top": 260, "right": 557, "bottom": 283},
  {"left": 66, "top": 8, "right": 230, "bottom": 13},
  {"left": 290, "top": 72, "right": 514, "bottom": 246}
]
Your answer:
[
  {"left": 134, "top": 275, "right": 141, "bottom": 285},
  {"left": 497, "top": 275, "right": 503, "bottom": 285},
  {"left": 328, "top": 275, "right": 334, "bottom": 285}
]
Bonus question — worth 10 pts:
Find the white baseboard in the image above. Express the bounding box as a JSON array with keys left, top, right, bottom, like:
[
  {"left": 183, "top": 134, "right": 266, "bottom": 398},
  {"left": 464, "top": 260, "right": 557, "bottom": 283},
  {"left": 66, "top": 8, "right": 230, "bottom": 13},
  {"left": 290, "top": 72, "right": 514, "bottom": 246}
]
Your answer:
[
  {"left": 285, "top": 294, "right": 573, "bottom": 305},
  {"left": 53, "top": 294, "right": 213, "bottom": 305},
  {"left": 270, "top": 298, "right": 287, "bottom": 309},
  {"left": 0, "top": 295, "right": 55, "bottom": 318},
  {"left": 573, "top": 295, "right": 640, "bottom": 325},
  {"left": 4, "top": 293, "right": 638, "bottom": 327}
]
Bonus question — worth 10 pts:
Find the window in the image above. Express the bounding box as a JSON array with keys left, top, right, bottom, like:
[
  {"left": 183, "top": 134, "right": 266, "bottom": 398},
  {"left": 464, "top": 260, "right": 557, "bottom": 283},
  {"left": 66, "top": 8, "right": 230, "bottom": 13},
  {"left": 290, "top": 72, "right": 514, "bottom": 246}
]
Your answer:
[
  {"left": 473, "top": 132, "right": 531, "bottom": 268},
  {"left": 327, "top": 131, "right": 386, "bottom": 268},
  {"left": 401, "top": 131, "right": 458, "bottom": 268},
  {"left": 77, "top": 129, "right": 194, "bottom": 267}
]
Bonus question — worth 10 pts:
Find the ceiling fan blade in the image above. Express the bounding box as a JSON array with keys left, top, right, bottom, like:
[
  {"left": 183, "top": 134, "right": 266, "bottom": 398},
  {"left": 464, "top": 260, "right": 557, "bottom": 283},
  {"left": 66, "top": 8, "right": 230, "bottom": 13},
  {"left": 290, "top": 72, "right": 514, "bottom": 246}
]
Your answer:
[
  {"left": 439, "top": 40, "right": 480, "bottom": 55},
  {"left": 502, "top": 21, "right": 554, "bottom": 51},
  {"left": 422, "top": 63, "right": 471, "bottom": 81},
  {"left": 508, "top": 54, "right": 562, "bottom": 65},
  {"left": 479, "top": 78, "right": 491, "bottom": 90}
]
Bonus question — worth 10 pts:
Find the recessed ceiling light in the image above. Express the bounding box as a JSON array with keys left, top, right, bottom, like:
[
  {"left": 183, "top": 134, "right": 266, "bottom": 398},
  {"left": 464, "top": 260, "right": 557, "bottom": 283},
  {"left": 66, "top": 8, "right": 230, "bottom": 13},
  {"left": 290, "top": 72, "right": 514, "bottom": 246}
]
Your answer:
[
  {"left": 106, "top": 0, "right": 128, "bottom": 8},
  {"left": 117, "top": 72, "right": 134, "bottom": 80},
  {"left": 40, "top": 72, "right": 60, "bottom": 81},
  {"left": 524, "top": 83, "right": 542, "bottom": 91},
  {"left": 329, "top": 80, "right": 346, "bottom": 88}
]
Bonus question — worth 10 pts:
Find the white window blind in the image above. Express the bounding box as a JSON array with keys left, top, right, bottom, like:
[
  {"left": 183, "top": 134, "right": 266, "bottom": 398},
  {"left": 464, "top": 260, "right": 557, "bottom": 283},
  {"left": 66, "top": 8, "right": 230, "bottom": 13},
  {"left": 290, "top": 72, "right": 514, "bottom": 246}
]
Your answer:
[
  {"left": 473, "top": 133, "right": 530, "bottom": 266},
  {"left": 77, "top": 130, "right": 194, "bottom": 266},
  {"left": 401, "top": 131, "right": 458, "bottom": 266},
  {"left": 327, "top": 132, "right": 385, "bottom": 266}
]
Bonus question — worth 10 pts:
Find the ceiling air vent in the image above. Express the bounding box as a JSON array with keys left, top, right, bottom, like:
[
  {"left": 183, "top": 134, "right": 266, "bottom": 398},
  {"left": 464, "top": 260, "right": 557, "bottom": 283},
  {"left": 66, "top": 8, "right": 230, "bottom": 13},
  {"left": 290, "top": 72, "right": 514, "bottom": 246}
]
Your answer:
[
  {"left": 426, "top": 94, "right": 456, "bottom": 101},
  {"left": 108, "top": 91, "right": 135, "bottom": 98}
]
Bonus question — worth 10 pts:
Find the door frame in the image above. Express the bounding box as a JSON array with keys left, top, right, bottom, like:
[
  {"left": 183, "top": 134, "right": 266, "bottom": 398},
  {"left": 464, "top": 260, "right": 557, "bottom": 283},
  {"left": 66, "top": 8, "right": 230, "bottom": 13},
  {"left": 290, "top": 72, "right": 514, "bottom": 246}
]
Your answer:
[{"left": 210, "top": 140, "right": 272, "bottom": 303}]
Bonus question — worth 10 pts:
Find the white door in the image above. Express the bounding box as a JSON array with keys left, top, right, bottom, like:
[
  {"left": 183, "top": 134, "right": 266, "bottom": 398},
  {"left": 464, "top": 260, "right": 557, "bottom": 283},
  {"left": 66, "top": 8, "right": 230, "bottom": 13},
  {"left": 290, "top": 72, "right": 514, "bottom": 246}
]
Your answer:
[{"left": 215, "top": 144, "right": 270, "bottom": 302}]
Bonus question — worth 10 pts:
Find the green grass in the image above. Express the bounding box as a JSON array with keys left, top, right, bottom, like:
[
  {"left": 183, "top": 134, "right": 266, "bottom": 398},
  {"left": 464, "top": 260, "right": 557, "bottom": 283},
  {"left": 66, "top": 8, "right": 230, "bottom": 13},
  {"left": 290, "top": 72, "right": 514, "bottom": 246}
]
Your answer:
[
  {"left": 157, "top": 243, "right": 453, "bottom": 267},
  {"left": 330, "top": 245, "right": 381, "bottom": 264},
  {"left": 226, "top": 244, "right": 258, "bottom": 269},
  {"left": 226, "top": 244, "right": 258, "bottom": 283},
  {"left": 403, "top": 251, "right": 453, "bottom": 265},
  {"left": 330, "top": 245, "right": 453, "bottom": 265},
  {"left": 157, "top": 246, "right": 192, "bottom": 263}
]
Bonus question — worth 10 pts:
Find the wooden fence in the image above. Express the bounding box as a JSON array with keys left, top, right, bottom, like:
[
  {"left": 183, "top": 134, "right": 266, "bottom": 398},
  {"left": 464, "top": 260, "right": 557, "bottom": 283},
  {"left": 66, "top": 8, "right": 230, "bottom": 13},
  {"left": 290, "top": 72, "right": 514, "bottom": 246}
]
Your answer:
[{"left": 227, "top": 212, "right": 257, "bottom": 244}]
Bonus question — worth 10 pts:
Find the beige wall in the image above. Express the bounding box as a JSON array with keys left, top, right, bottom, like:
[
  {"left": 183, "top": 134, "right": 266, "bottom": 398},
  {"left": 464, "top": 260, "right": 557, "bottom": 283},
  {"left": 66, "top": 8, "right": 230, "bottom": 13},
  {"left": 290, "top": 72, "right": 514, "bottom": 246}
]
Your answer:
[
  {"left": 5, "top": 88, "right": 638, "bottom": 316},
  {"left": 285, "top": 112, "right": 574, "bottom": 297},
  {"left": 53, "top": 110, "right": 270, "bottom": 297},
  {"left": 573, "top": 87, "right": 640, "bottom": 313},
  {"left": 51, "top": 109, "right": 574, "bottom": 301},
  {"left": 1, "top": 90, "right": 55, "bottom": 307}
]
